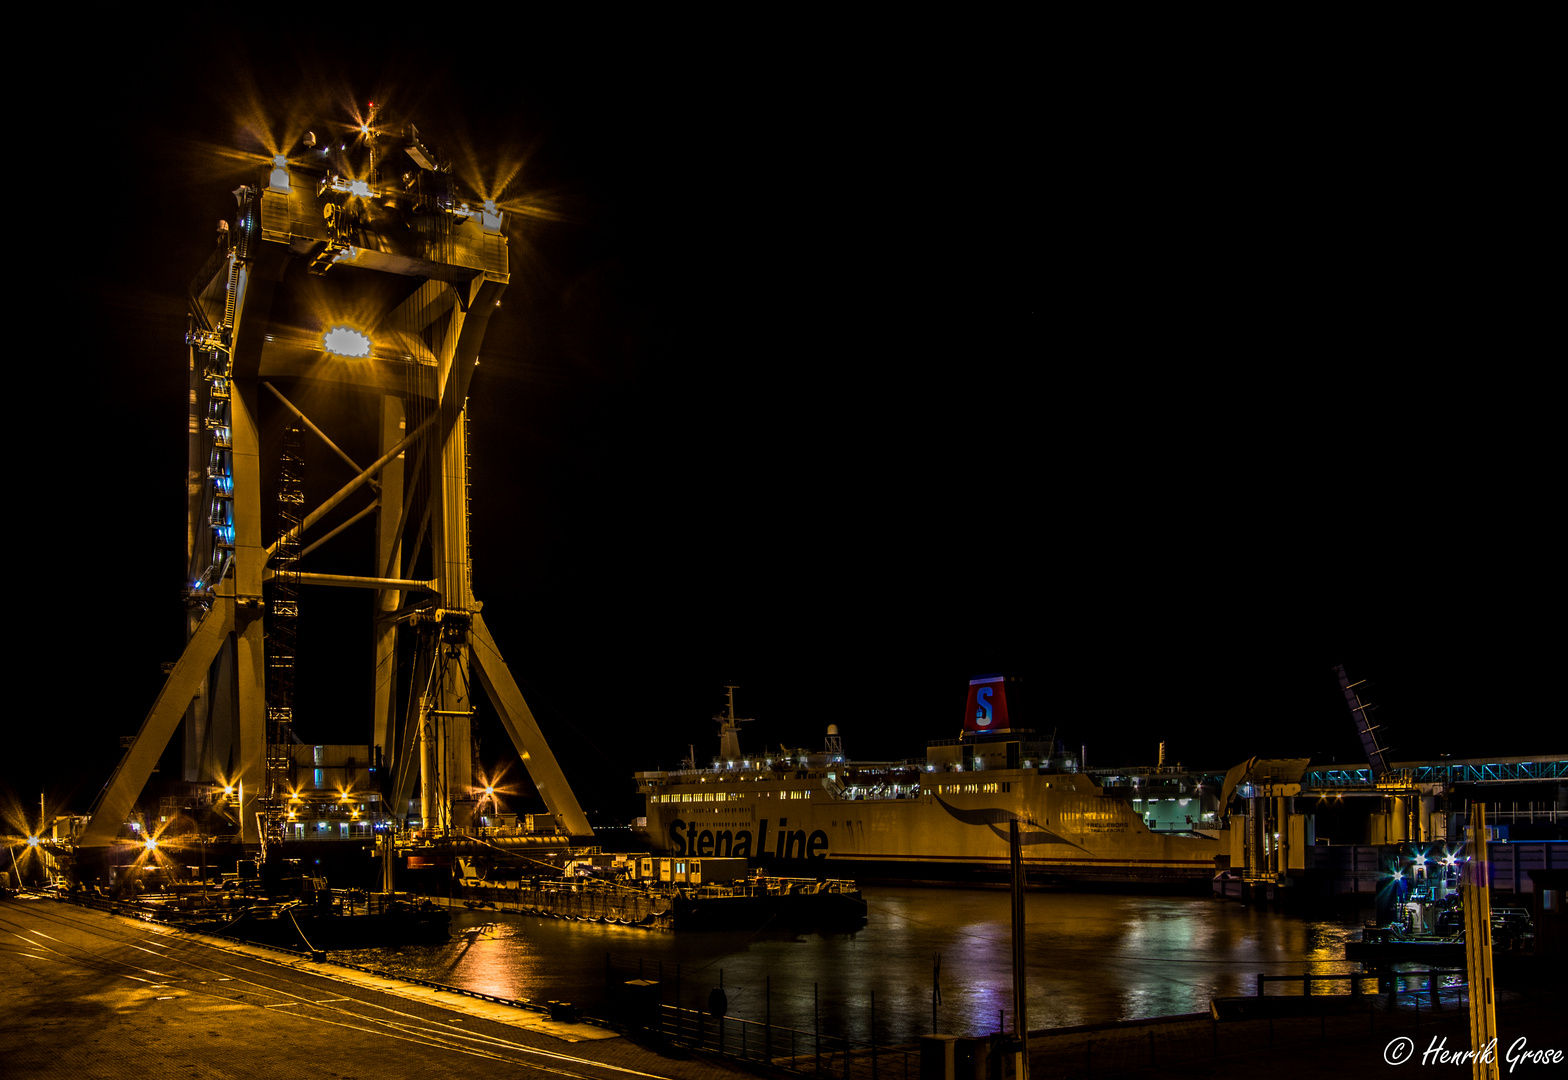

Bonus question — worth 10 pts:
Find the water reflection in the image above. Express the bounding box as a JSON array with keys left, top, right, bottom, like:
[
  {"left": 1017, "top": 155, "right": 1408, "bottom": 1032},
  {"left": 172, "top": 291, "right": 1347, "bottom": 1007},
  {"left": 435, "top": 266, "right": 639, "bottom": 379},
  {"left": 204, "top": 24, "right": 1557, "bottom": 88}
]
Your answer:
[{"left": 333, "top": 887, "right": 1364, "bottom": 1040}]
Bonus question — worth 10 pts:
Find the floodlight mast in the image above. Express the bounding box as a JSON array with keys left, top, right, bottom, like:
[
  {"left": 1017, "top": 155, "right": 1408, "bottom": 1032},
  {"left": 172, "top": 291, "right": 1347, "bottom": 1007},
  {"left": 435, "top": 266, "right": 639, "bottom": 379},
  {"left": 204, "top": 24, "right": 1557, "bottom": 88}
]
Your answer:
[{"left": 80, "top": 107, "right": 590, "bottom": 850}]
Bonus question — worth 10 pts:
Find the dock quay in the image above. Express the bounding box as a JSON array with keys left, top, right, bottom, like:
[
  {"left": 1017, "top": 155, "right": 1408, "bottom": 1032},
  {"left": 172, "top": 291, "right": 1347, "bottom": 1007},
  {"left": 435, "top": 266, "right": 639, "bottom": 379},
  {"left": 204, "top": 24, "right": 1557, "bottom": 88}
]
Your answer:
[
  {"left": 8, "top": 894, "right": 1565, "bottom": 1080},
  {"left": 1, "top": 895, "right": 738, "bottom": 1080}
]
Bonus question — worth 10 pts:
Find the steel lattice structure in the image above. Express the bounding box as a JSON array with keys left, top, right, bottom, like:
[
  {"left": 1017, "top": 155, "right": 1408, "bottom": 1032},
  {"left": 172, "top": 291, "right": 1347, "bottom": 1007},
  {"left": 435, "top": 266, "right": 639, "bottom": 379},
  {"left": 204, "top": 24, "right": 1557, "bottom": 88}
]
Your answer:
[
  {"left": 1303, "top": 756, "right": 1568, "bottom": 789},
  {"left": 82, "top": 108, "right": 588, "bottom": 848}
]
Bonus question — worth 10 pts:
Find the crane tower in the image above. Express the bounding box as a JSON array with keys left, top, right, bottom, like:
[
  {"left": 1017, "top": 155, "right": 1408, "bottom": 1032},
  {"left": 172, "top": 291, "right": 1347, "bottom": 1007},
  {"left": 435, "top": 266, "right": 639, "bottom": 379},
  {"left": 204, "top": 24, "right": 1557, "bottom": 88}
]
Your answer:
[{"left": 80, "top": 105, "right": 588, "bottom": 849}]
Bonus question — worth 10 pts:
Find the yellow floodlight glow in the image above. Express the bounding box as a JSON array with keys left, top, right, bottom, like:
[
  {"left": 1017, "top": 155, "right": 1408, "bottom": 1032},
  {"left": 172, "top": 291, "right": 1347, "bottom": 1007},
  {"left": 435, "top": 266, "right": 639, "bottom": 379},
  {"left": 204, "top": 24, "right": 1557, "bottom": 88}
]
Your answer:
[
  {"left": 324, "top": 327, "right": 371, "bottom": 357},
  {"left": 347, "top": 179, "right": 373, "bottom": 198}
]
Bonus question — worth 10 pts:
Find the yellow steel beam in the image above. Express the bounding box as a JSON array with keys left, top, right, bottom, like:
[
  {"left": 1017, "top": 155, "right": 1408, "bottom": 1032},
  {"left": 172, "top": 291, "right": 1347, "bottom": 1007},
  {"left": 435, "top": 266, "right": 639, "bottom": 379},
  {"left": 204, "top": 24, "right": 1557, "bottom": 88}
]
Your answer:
[
  {"left": 1463, "top": 804, "right": 1500, "bottom": 1080},
  {"left": 79, "top": 599, "right": 236, "bottom": 847},
  {"left": 470, "top": 613, "right": 591, "bottom": 838}
]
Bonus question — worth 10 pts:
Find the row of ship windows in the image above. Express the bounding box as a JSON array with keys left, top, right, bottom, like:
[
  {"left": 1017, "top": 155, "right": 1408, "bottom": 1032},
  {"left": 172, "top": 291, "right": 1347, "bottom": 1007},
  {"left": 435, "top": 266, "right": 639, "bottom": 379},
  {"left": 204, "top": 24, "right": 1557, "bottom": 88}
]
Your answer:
[
  {"left": 671, "top": 771, "right": 828, "bottom": 783},
  {"left": 651, "top": 782, "right": 1013, "bottom": 802},
  {"left": 651, "top": 791, "right": 815, "bottom": 803}
]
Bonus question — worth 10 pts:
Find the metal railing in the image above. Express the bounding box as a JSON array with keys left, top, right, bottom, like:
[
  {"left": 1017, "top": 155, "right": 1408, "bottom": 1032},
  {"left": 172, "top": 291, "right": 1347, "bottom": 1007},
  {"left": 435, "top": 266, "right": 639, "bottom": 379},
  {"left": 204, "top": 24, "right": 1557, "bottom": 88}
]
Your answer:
[
  {"left": 649, "top": 1002, "right": 923, "bottom": 1080},
  {"left": 1253, "top": 969, "right": 1466, "bottom": 1005}
]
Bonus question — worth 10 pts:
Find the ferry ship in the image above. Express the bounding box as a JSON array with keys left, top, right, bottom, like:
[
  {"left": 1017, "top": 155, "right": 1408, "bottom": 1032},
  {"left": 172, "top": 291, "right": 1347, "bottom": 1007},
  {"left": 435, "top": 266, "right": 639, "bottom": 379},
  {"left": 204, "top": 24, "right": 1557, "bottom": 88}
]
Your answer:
[{"left": 634, "top": 677, "right": 1227, "bottom": 889}]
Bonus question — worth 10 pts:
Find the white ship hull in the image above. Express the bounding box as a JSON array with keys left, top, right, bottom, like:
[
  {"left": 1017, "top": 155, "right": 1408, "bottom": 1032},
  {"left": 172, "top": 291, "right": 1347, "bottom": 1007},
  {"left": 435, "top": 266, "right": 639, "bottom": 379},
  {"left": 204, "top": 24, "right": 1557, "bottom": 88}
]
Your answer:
[{"left": 637, "top": 764, "right": 1224, "bottom": 889}]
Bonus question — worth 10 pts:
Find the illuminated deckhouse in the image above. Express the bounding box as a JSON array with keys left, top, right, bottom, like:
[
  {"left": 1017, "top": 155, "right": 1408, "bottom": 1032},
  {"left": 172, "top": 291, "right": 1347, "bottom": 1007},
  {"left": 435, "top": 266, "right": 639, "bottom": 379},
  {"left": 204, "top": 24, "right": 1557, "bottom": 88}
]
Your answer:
[{"left": 81, "top": 105, "right": 589, "bottom": 850}]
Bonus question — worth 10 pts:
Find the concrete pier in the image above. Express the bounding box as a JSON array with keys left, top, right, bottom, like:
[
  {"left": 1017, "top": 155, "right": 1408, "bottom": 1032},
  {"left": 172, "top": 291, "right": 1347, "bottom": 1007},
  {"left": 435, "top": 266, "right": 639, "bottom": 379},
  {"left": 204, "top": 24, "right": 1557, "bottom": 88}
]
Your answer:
[
  {"left": 0, "top": 897, "right": 743, "bottom": 1080},
  {"left": 4, "top": 895, "right": 1564, "bottom": 1079}
]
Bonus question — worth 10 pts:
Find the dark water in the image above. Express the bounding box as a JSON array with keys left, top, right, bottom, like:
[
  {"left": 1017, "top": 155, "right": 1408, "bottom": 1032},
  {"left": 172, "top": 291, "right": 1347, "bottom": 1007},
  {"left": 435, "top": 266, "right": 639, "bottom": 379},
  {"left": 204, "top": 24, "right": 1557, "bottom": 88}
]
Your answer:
[{"left": 334, "top": 887, "right": 1364, "bottom": 1039}]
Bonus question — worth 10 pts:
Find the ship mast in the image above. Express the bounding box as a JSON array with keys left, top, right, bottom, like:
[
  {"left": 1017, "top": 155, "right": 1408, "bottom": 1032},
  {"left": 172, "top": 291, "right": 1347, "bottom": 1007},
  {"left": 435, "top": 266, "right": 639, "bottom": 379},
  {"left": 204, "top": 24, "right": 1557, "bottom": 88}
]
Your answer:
[{"left": 715, "top": 684, "right": 752, "bottom": 763}]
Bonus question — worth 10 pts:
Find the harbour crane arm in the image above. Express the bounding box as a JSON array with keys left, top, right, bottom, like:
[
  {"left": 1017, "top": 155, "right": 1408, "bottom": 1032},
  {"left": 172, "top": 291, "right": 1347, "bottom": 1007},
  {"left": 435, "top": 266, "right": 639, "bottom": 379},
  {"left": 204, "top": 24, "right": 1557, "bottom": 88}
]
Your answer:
[
  {"left": 469, "top": 613, "right": 592, "bottom": 838},
  {"left": 80, "top": 599, "right": 237, "bottom": 847}
]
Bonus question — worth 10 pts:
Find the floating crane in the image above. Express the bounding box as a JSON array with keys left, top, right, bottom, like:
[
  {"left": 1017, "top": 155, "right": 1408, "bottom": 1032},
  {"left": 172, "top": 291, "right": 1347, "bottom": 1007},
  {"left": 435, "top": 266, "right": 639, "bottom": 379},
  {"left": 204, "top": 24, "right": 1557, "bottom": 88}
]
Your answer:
[{"left": 82, "top": 103, "right": 588, "bottom": 853}]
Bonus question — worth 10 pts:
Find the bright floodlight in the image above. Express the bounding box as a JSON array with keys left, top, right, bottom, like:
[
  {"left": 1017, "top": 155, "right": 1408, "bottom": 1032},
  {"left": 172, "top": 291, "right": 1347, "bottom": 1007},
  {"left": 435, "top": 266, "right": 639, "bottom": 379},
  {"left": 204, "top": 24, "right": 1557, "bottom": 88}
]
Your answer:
[
  {"left": 145, "top": 837, "right": 158, "bottom": 851},
  {"left": 324, "top": 327, "right": 371, "bottom": 357},
  {"left": 268, "top": 155, "right": 290, "bottom": 194}
]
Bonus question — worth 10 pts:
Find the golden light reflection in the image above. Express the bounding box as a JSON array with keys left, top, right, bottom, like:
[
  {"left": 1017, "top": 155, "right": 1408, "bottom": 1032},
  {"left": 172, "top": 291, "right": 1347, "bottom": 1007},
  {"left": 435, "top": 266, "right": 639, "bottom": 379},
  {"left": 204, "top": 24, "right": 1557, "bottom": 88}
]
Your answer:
[{"left": 443, "top": 921, "right": 524, "bottom": 1002}]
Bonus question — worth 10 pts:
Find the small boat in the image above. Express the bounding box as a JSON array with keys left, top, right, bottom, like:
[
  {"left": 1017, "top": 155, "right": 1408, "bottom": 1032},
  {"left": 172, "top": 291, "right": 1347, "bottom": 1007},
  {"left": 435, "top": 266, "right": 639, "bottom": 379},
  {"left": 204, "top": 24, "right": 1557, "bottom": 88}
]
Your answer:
[{"left": 1345, "top": 924, "right": 1464, "bottom": 963}]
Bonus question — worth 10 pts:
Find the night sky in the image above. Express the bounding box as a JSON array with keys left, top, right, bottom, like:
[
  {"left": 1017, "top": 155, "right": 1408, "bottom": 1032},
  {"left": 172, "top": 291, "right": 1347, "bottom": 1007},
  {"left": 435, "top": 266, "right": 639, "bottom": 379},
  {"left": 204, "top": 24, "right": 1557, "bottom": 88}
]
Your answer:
[{"left": 8, "top": 29, "right": 1554, "bottom": 829}]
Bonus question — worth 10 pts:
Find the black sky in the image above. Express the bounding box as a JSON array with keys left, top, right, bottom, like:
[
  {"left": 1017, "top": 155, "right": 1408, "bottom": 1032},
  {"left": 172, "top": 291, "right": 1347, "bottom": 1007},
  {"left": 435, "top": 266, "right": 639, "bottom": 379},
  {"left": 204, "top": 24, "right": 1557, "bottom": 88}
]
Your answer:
[{"left": 8, "top": 28, "right": 1555, "bottom": 826}]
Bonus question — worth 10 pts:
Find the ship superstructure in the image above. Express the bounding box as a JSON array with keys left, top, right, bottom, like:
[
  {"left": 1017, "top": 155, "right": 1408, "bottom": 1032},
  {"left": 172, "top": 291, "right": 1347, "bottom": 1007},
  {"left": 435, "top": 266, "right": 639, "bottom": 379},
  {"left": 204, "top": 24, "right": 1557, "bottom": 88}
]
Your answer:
[{"left": 635, "top": 678, "right": 1226, "bottom": 887}]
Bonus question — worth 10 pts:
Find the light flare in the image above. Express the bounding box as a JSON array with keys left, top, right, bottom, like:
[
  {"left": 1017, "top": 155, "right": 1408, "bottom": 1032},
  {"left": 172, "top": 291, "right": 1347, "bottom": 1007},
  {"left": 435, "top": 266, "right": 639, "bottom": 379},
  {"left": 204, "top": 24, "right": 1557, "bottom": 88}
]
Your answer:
[
  {"left": 474, "top": 763, "right": 532, "bottom": 816},
  {"left": 323, "top": 326, "right": 372, "bottom": 357}
]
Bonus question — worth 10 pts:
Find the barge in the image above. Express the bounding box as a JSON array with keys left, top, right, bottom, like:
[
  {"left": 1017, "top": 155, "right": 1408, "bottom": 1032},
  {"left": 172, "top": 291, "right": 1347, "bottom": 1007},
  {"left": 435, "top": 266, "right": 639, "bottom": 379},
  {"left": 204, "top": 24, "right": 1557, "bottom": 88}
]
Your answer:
[{"left": 451, "top": 872, "right": 866, "bottom": 931}]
